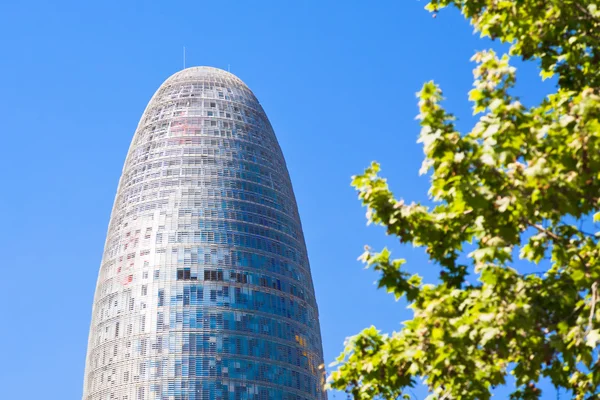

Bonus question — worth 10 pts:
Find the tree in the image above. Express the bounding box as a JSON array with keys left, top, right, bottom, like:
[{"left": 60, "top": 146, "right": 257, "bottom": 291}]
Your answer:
[{"left": 327, "top": 1, "right": 600, "bottom": 399}]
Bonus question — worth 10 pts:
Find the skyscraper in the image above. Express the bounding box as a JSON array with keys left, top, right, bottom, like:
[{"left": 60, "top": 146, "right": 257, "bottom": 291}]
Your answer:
[{"left": 82, "top": 67, "right": 327, "bottom": 400}]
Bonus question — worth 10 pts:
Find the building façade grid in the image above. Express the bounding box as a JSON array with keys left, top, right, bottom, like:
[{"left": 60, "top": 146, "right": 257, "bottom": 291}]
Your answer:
[{"left": 82, "top": 67, "right": 327, "bottom": 400}]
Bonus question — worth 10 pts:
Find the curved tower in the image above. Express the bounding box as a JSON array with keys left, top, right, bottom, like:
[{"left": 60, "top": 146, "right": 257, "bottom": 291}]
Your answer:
[{"left": 83, "top": 67, "right": 326, "bottom": 400}]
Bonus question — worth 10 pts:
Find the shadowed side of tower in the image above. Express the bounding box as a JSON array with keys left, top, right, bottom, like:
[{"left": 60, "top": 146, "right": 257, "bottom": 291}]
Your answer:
[{"left": 82, "top": 67, "right": 327, "bottom": 400}]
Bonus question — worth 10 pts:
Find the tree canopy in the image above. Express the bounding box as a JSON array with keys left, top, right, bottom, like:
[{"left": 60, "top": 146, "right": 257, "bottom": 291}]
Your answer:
[{"left": 328, "top": 1, "right": 600, "bottom": 399}]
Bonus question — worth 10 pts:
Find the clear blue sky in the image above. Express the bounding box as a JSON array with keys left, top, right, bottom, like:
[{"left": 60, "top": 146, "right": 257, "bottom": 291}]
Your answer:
[{"left": 0, "top": 0, "right": 556, "bottom": 398}]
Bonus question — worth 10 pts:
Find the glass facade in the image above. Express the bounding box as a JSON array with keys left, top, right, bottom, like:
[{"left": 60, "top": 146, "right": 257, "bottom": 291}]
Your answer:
[{"left": 82, "top": 67, "right": 327, "bottom": 400}]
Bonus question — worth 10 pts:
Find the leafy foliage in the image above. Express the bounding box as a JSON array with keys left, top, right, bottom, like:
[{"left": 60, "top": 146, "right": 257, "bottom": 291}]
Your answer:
[{"left": 328, "top": 1, "right": 600, "bottom": 399}]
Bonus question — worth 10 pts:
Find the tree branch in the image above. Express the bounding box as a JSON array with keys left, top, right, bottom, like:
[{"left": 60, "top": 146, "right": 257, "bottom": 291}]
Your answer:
[{"left": 527, "top": 221, "right": 562, "bottom": 242}]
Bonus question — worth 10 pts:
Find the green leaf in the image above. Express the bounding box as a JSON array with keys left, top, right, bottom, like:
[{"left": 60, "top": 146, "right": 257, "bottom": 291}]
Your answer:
[
  {"left": 586, "top": 330, "right": 600, "bottom": 348},
  {"left": 330, "top": 1, "right": 600, "bottom": 398}
]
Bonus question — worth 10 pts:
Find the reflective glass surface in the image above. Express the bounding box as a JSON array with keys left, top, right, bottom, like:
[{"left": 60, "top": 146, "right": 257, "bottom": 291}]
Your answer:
[{"left": 82, "top": 67, "right": 326, "bottom": 400}]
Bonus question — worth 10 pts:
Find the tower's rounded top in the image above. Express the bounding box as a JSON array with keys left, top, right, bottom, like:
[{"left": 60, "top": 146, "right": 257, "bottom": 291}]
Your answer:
[{"left": 163, "top": 66, "right": 248, "bottom": 88}]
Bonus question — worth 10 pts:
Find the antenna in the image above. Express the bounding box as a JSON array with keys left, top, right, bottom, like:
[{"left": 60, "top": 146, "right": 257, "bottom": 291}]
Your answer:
[
  {"left": 228, "top": 64, "right": 231, "bottom": 72},
  {"left": 183, "top": 46, "right": 186, "bottom": 69}
]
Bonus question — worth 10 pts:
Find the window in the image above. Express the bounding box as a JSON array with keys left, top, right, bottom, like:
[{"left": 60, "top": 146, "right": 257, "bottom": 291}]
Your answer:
[
  {"left": 177, "top": 268, "right": 191, "bottom": 280},
  {"left": 232, "top": 272, "right": 248, "bottom": 284},
  {"left": 204, "top": 269, "right": 223, "bottom": 281},
  {"left": 158, "top": 289, "right": 164, "bottom": 307}
]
